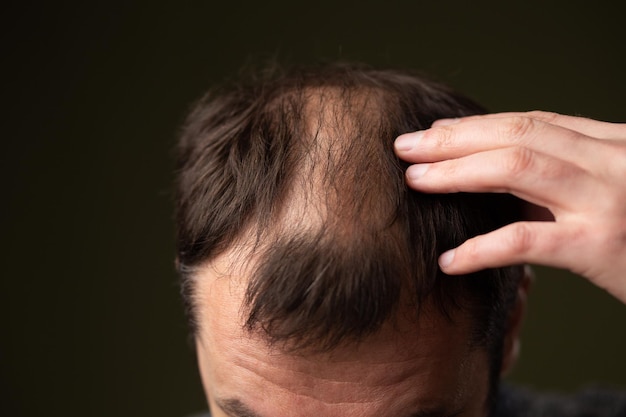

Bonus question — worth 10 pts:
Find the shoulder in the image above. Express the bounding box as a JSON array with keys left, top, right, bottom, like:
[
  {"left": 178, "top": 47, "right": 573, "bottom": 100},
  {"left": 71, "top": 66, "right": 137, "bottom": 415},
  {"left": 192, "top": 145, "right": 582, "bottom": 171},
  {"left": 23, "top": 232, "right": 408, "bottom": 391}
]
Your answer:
[{"left": 493, "top": 384, "right": 626, "bottom": 417}]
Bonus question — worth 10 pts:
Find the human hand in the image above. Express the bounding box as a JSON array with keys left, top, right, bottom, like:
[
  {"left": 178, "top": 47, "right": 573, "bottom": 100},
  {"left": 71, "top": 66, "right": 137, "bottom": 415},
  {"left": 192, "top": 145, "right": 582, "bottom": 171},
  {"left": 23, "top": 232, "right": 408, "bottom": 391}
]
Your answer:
[{"left": 394, "top": 111, "right": 626, "bottom": 304}]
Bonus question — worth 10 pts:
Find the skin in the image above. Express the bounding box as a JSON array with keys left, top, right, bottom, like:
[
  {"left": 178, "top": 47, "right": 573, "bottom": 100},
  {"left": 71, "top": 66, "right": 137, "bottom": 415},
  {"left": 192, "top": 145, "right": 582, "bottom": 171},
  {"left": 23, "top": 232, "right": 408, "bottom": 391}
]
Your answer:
[
  {"left": 193, "top": 255, "right": 527, "bottom": 417},
  {"left": 395, "top": 111, "right": 626, "bottom": 304}
]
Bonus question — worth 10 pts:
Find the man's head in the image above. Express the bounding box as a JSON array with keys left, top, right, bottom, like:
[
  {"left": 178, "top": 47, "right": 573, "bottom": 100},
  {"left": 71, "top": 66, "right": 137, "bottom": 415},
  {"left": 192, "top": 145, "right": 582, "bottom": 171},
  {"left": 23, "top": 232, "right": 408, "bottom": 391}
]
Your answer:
[{"left": 175, "top": 63, "right": 528, "bottom": 417}]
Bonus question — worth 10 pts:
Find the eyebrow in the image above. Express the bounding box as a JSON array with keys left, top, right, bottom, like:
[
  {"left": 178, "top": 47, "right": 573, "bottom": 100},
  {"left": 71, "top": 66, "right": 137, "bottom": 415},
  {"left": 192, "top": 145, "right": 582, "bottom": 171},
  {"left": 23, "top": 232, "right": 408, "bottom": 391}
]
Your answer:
[
  {"left": 216, "top": 398, "right": 463, "bottom": 417},
  {"left": 408, "top": 409, "right": 464, "bottom": 417},
  {"left": 216, "top": 398, "right": 263, "bottom": 417}
]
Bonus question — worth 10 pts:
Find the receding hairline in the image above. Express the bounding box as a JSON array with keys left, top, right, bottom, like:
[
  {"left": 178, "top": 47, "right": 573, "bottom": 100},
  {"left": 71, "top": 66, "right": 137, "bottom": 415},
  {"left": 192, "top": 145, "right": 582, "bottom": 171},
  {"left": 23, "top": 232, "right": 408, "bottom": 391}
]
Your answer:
[
  {"left": 195, "top": 83, "right": 405, "bottom": 265},
  {"left": 176, "top": 64, "right": 524, "bottom": 374},
  {"left": 191, "top": 83, "right": 414, "bottom": 347}
]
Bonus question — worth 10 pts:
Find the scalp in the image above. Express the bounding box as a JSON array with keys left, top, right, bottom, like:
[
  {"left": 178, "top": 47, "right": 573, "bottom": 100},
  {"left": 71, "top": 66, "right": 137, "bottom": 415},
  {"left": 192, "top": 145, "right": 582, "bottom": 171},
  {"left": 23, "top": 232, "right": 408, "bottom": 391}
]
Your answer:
[{"left": 175, "top": 63, "right": 524, "bottom": 356}]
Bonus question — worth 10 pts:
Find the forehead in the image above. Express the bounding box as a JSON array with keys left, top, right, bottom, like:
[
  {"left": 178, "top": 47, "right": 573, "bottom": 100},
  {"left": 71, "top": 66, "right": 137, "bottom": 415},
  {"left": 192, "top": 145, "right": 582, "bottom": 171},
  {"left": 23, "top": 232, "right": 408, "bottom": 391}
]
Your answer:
[{"left": 193, "top": 261, "right": 490, "bottom": 417}]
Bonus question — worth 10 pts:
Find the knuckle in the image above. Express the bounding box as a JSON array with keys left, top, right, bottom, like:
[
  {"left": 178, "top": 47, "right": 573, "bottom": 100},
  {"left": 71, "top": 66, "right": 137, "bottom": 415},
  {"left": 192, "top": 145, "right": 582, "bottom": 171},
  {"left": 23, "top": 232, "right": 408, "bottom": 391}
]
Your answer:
[
  {"left": 540, "top": 157, "right": 574, "bottom": 181},
  {"left": 458, "top": 236, "right": 484, "bottom": 266},
  {"left": 463, "top": 236, "right": 480, "bottom": 259},
  {"left": 503, "top": 146, "right": 535, "bottom": 179},
  {"left": 503, "top": 116, "right": 536, "bottom": 142},
  {"left": 429, "top": 160, "right": 460, "bottom": 187},
  {"left": 526, "top": 110, "right": 560, "bottom": 124},
  {"left": 508, "top": 223, "right": 535, "bottom": 254},
  {"left": 430, "top": 126, "right": 456, "bottom": 149}
]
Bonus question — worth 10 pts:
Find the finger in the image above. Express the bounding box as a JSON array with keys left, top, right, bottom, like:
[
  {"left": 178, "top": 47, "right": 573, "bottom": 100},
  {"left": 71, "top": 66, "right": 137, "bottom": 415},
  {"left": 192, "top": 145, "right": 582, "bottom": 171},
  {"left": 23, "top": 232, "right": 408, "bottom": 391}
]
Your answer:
[
  {"left": 438, "top": 221, "right": 585, "bottom": 276},
  {"left": 405, "top": 147, "right": 599, "bottom": 211},
  {"left": 439, "top": 221, "right": 626, "bottom": 303},
  {"left": 395, "top": 115, "right": 603, "bottom": 168},
  {"left": 433, "top": 111, "right": 626, "bottom": 140}
]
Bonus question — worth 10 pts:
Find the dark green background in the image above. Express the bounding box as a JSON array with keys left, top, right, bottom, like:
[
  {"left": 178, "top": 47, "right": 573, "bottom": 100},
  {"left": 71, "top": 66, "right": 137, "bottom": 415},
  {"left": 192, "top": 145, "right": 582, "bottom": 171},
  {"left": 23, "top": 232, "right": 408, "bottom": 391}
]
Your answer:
[{"left": 3, "top": 1, "right": 625, "bottom": 416}]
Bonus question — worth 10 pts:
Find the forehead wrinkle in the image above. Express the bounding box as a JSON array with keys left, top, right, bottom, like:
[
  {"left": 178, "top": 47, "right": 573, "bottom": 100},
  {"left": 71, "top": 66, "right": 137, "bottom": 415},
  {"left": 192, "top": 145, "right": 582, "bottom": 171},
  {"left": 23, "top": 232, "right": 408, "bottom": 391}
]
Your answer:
[
  {"left": 220, "top": 338, "right": 422, "bottom": 402},
  {"left": 219, "top": 354, "right": 475, "bottom": 417},
  {"left": 230, "top": 347, "right": 425, "bottom": 390},
  {"left": 214, "top": 325, "right": 474, "bottom": 408},
  {"left": 223, "top": 358, "right": 465, "bottom": 417},
  {"left": 226, "top": 358, "right": 409, "bottom": 414},
  {"left": 196, "top": 264, "right": 489, "bottom": 417}
]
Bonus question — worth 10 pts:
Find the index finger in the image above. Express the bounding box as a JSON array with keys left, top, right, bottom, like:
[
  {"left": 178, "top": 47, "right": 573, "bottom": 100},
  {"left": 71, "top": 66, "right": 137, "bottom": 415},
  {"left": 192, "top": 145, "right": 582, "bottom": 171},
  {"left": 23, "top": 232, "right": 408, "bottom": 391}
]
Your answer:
[
  {"left": 433, "top": 111, "right": 626, "bottom": 140},
  {"left": 394, "top": 114, "right": 602, "bottom": 166}
]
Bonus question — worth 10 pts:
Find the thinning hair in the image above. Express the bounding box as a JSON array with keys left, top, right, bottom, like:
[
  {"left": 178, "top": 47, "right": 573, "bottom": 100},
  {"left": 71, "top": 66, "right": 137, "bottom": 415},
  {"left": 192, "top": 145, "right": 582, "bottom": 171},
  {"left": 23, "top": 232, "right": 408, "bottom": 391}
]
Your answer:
[{"left": 175, "top": 63, "right": 523, "bottom": 360}]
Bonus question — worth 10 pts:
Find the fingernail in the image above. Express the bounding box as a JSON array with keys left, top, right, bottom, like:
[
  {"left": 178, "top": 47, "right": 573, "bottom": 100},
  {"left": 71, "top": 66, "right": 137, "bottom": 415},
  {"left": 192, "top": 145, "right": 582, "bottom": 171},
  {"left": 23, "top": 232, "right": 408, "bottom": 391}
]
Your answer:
[
  {"left": 432, "top": 118, "right": 460, "bottom": 127},
  {"left": 395, "top": 131, "right": 424, "bottom": 151},
  {"left": 406, "top": 163, "right": 430, "bottom": 180},
  {"left": 439, "top": 249, "right": 456, "bottom": 268}
]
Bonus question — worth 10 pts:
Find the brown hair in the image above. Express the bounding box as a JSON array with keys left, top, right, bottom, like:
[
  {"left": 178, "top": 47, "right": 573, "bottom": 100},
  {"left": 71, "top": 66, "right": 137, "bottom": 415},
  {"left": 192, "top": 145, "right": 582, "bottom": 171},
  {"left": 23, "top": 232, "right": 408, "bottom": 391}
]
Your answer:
[{"left": 175, "top": 62, "right": 523, "bottom": 363}]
